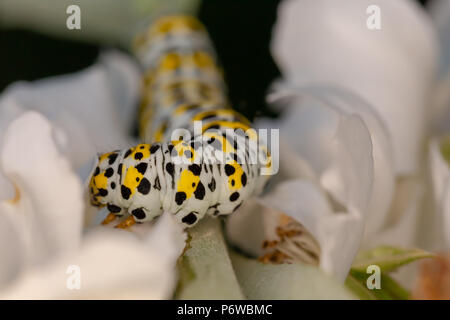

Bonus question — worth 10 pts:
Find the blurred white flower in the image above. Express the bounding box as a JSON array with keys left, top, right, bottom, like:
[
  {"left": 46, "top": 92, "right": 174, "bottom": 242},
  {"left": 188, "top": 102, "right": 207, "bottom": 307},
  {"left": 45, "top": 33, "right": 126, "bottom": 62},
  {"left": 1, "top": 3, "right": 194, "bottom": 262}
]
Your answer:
[
  {"left": 0, "top": 112, "right": 185, "bottom": 299},
  {"left": 227, "top": 87, "right": 375, "bottom": 281},
  {"left": 272, "top": 0, "right": 438, "bottom": 176},
  {"left": 429, "top": 0, "right": 450, "bottom": 132},
  {"left": 0, "top": 51, "right": 140, "bottom": 201},
  {"left": 428, "top": 137, "right": 450, "bottom": 250},
  {"left": 268, "top": 85, "right": 395, "bottom": 242},
  {"left": 430, "top": 0, "right": 450, "bottom": 79},
  {"left": 270, "top": 0, "right": 437, "bottom": 248},
  {"left": 427, "top": 0, "right": 450, "bottom": 253},
  {"left": 429, "top": 0, "right": 450, "bottom": 136},
  {"left": 227, "top": 0, "right": 437, "bottom": 283}
]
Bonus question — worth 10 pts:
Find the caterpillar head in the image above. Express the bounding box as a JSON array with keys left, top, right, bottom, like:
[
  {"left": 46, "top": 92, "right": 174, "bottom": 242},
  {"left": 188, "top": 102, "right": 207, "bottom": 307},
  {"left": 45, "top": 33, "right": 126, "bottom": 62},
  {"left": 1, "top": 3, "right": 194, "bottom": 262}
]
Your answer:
[{"left": 88, "top": 152, "right": 120, "bottom": 207}]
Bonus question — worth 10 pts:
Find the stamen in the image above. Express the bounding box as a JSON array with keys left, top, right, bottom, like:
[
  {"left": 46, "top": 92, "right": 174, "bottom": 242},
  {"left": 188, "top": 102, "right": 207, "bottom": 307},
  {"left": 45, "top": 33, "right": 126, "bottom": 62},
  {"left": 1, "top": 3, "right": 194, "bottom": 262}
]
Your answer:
[{"left": 258, "top": 214, "right": 320, "bottom": 266}]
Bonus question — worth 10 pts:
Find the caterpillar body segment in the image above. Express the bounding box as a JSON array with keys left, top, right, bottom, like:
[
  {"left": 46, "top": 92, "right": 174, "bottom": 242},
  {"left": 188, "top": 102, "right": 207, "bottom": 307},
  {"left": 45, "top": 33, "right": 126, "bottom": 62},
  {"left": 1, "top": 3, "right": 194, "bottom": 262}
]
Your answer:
[
  {"left": 89, "top": 132, "right": 265, "bottom": 227},
  {"left": 88, "top": 15, "right": 271, "bottom": 228}
]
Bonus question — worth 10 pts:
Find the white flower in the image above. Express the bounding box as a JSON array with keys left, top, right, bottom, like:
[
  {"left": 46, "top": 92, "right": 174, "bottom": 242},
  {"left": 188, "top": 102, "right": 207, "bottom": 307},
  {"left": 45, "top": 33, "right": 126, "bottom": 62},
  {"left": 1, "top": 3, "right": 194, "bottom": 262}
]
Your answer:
[
  {"left": 271, "top": 0, "right": 438, "bottom": 176},
  {"left": 427, "top": 0, "right": 450, "bottom": 252},
  {"left": 227, "top": 86, "right": 376, "bottom": 281},
  {"left": 0, "top": 112, "right": 186, "bottom": 299},
  {"left": 430, "top": 0, "right": 450, "bottom": 79},
  {"left": 428, "top": 137, "right": 450, "bottom": 250},
  {"left": 0, "top": 51, "right": 140, "bottom": 224},
  {"left": 0, "top": 51, "right": 139, "bottom": 175},
  {"left": 269, "top": 0, "right": 437, "bottom": 248},
  {"left": 227, "top": 0, "right": 437, "bottom": 283}
]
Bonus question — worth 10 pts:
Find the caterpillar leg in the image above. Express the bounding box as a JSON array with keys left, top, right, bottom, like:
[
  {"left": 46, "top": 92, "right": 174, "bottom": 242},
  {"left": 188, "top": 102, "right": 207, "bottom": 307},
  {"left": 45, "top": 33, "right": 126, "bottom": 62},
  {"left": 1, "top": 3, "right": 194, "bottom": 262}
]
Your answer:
[
  {"left": 101, "top": 213, "right": 117, "bottom": 225},
  {"left": 115, "top": 215, "right": 136, "bottom": 229}
]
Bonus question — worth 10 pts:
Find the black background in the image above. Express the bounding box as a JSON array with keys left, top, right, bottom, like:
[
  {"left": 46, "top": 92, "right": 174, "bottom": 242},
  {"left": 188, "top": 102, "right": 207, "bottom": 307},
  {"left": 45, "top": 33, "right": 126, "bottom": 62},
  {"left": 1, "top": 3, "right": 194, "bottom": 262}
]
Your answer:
[{"left": 0, "top": 0, "right": 432, "bottom": 122}]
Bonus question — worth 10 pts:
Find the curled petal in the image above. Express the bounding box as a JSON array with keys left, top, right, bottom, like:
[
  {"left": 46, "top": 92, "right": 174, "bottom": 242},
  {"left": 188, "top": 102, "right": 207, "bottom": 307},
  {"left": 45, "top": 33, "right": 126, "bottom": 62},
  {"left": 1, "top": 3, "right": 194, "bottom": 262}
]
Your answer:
[
  {"left": 264, "top": 84, "right": 395, "bottom": 241},
  {"left": 227, "top": 179, "right": 365, "bottom": 282},
  {"left": 258, "top": 180, "right": 364, "bottom": 282}
]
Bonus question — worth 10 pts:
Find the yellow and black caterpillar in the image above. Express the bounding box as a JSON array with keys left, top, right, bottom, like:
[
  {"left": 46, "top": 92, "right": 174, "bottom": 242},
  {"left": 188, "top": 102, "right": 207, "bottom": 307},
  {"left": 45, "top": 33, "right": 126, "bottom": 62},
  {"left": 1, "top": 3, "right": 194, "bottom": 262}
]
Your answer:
[{"left": 88, "top": 15, "right": 271, "bottom": 228}]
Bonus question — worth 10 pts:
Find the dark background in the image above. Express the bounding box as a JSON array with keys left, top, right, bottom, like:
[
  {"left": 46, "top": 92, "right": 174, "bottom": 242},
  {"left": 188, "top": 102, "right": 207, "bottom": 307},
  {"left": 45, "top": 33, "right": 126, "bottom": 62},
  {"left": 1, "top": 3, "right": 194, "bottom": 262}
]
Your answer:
[{"left": 0, "top": 0, "right": 432, "bottom": 122}]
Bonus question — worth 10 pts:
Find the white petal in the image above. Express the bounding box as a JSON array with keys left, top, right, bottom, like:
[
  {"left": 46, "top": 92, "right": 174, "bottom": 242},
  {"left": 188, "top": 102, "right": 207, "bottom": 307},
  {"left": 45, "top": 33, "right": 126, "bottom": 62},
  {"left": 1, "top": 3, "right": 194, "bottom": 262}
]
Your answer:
[
  {"left": 0, "top": 212, "right": 25, "bottom": 288},
  {"left": 441, "top": 178, "right": 450, "bottom": 250},
  {"left": 427, "top": 138, "right": 450, "bottom": 249},
  {"left": 258, "top": 179, "right": 364, "bottom": 282},
  {"left": 430, "top": 138, "right": 450, "bottom": 209},
  {"left": 0, "top": 97, "right": 23, "bottom": 201},
  {"left": 0, "top": 50, "right": 139, "bottom": 173},
  {"left": 430, "top": 0, "right": 450, "bottom": 78},
  {"left": 225, "top": 199, "right": 283, "bottom": 258},
  {"left": 272, "top": 0, "right": 438, "bottom": 175},
  {"left": 430, "top": 0, "right": 450, "bottom": 135},
  {"left": 226, "top": 180, "right": 365, "bottom": 282},
  {"left": 365, "top": 177, "right": 423, "bottom": 249},
  {"left": 264, "top": 84, "right": 395, "bottom": 241},
  {"left": 133, "top": 212, "right": 187, "bottom": 260},
  {"left": 0, "top": 111, "right": 83, "bottom": 266},
  {"left": 321, "top": 113, "right": 373, "bottom": 213},
  {"left": 262, "top": 89, "right": 376, "bottom": 211},
  {"left": 0, "top": 213, "right": 186, "bottom": 299}
]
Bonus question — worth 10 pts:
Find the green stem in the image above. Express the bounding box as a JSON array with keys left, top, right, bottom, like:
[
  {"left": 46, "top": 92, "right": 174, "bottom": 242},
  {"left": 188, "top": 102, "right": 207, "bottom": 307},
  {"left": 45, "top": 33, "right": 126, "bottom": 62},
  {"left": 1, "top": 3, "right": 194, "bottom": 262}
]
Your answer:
[{"left": 174, "top": 217, "right": 244, "bottom": 299}]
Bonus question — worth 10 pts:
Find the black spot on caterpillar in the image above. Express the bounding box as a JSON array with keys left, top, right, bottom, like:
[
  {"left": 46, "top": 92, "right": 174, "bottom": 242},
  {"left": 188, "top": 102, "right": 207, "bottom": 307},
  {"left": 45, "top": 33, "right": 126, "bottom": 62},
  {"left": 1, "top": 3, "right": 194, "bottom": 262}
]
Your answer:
[
  {"left": 135, "top": 163, "right": 148, "bottom": 175},
  {"left": 150, "top": 145, "right": 160, "bottom": 153},
  {"left": 175, "top": 192, "right": 187, "bottom": 205},
  {"left": 194, "top": 181, "right": 205, "bottom": 200},
  {"left": 138, "top": 178, "right": 151, "bottom": 195},
  {"left": 208, "top": 178, "right": 216, "bottom": 192},
  {"left": 188, "top": 164, "right": 201, "bottom": 176},
  {"left": 108, "top": 153, "right": 118, "bottom": 165},
  {"left": 241, "top": 172, "right": 247, "bottom": 186},
  {"left": 132, "top": 208, "right": 146, "bottom": 220},
  {"left": 182, "top": 212, "right": 197, "bottom": 225},
  {"left": 121, "top": 185, "right": 131, "bottom": 200},
  {"left": 107, "top": 203, "right": 122, "bottom": 213},
  {"left": 104, "top": 168, "right": 114, "bottom": 178},
  {"left": 229, "top": 192, "right": 240, "bottom": 202},
  {"left": 225, "top": 164, "right": 235, "bottom": 176},
  {"left": 154, "top": 176, "right": 161, "bottom": 190},
  {"left": 134, "top": 152, "right": 144, "bottom": 160}
]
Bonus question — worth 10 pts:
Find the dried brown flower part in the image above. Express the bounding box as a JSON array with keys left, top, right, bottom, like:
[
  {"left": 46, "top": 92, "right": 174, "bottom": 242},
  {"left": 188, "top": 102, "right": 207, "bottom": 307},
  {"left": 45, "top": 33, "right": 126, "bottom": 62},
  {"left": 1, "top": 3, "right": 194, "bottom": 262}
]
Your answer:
[
  {"left": 412, "top": 254, "right": 450, "bottom": 300},
  {"left": 258, "top": 213, "right": 320, "bottom": 266}
]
